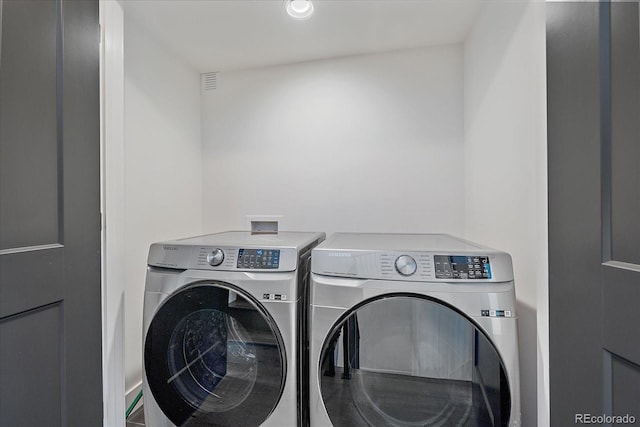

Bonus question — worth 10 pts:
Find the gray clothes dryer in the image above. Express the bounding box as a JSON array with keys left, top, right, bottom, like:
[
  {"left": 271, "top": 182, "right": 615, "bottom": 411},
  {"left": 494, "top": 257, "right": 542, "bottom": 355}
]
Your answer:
[
  {"left": 309, "top": 233, "right": 521, "bottom": 427},
  {"left": 143, "top": 231, "right": 325, "bottom": 427}
]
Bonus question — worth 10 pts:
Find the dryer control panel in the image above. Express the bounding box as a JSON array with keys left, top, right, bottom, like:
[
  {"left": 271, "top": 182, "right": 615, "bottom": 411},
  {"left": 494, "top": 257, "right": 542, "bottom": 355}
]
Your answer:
[
  {"left": 312, "top": 233, "right": 513, "bottom": 283},
  {"left": 434, "top": 255, "right": 492, "bottom": 280},
  {"left": 313, "top": 250, "right": 510, "bottom": 282}
]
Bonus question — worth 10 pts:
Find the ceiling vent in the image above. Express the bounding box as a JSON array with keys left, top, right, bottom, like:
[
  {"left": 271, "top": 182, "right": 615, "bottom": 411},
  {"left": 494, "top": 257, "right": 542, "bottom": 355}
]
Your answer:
[{"left": 201, "top": 72, "right": 218, "bottom": 94}]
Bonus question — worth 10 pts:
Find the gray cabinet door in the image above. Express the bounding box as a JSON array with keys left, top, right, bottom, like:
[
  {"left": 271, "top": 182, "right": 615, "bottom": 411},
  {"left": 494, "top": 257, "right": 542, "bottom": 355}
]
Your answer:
[
  {"left": 548, "top": 2, "right": 640, "bottom": 424},
  {"left": 0, "top": 0, "right": 102, "bottom": 425}
]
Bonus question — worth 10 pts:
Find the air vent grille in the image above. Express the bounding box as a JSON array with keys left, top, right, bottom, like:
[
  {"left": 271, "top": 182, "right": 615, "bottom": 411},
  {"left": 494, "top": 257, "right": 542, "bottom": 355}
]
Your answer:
[{"left": 201, "top": 72, "right": 218, "bottom": 93}]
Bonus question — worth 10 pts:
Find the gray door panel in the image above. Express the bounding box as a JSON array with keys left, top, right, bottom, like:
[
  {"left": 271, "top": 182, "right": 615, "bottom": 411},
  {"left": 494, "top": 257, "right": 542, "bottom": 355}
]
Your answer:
[
  {"left": 610, "top": 2, "right": 640, "bottom": 266},
  {"left": 0, "top": 0, "right": 102, "bottom": 425},
  {"left": 610, "top": 356, "right": 640, "bottom": 416},
  {"left": 547, "top": 3, "right": 603, "bottom": 421},
  {"left": 0, "top": 304, "right": 64, "bottom": 427},
  {"left": 602, "top": 264, "right": 640, "bottom": 367},
  {"left": 0, "top": 248, "right": 64, "bottom": 317},
  {"left": 548, "top": 2, "right": 640, "bottom": 424},
  {"left": 0, "top": 0, "right": 60, "bottom": 250},
  {"left": 605, "top": 0, "right": 640, "bottom": 379}
]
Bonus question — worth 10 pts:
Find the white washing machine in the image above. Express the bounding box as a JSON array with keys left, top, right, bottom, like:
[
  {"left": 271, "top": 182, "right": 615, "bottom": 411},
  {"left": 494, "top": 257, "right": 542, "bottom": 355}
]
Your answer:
[
  {"left": 309, "top": 233, "right": 521, "bottom": 427},
  {"left": 143, "top": 231, "right": 325, "bottom": 427}
]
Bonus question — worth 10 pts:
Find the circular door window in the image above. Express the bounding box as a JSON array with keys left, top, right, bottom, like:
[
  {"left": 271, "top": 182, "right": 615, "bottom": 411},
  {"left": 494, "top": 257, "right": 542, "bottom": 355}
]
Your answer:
[
  {"left": 145, "top": 283, "right": 286, "bottom": 426},
  {"left": 319, "top": 295, "right": 511, "bottom": 427}
]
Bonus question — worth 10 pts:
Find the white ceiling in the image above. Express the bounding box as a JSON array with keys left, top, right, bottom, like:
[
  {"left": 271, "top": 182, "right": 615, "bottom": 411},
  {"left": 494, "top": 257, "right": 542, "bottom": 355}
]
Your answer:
[{"left": 123, "top": 0, "right": 485, "bottom": 73}]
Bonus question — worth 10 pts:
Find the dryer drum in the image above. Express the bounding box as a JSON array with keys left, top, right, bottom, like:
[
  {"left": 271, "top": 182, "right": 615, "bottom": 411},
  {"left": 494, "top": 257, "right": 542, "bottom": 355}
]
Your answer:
[
  {"left": 319, "top": 295, "right": 511, "bottom": 427},
  {"left": 145, "top": 282, "right": 286, "bottom": 426}
]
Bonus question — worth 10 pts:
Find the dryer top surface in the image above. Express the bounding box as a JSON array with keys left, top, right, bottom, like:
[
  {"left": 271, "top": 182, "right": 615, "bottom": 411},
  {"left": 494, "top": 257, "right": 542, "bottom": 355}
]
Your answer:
[{"left": 317, "top": 233, "right": 498, "bottom": 253}]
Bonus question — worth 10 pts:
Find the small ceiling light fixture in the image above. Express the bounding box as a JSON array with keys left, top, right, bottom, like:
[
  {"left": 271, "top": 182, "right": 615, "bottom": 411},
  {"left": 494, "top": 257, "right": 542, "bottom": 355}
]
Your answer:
[{"left": 285, "top": 0, "right": 314, "bottom": 19}]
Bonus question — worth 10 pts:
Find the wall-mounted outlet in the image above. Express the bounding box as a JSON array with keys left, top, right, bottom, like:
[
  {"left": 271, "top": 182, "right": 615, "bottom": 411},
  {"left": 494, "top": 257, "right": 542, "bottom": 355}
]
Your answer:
[
  {"left": 245, "top": 215, "right": 284, "bottom": 234},
  {"left": 251, "top": 220, "right": 278, "bottom": 234}
]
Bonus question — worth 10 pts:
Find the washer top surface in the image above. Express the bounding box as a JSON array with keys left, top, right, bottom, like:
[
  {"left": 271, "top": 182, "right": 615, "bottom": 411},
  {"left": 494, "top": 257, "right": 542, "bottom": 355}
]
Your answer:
[
  {"left": 312, "top": 233, "right": 513, "bottom": 283},
  {"left": 148, "top": 231, "right": 325, "bottom": 272},
  {"left": 172, "top": 230, "right": 324, "bottom": 249}
]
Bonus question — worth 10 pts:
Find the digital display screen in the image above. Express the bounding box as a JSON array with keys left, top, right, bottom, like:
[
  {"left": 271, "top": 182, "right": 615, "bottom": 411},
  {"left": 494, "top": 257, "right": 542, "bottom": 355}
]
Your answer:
[
  {"left": 237, "top": 249, "right": 280, "bottom": 269},
  {"left": 434, "top": 255, "right": 491, "bottom": 280}
]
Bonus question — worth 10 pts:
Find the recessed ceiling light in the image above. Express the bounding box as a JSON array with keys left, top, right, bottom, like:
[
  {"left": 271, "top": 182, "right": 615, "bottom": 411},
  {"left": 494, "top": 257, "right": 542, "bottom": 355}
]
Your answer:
[{"left": 285, "top": 0, "right": 314, "bottom": 20}]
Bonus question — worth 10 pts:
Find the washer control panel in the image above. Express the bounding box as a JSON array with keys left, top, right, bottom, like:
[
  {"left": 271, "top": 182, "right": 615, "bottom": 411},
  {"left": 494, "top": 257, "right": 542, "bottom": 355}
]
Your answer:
[
  {"left": 194, "top": 247, "right": 294, "bottom": 271},
  {"left": 147, "top": 244, "right": 298, "bottom": 271},
  {"left": 237, "top": 248, "right": 280, "bottom": 269}
]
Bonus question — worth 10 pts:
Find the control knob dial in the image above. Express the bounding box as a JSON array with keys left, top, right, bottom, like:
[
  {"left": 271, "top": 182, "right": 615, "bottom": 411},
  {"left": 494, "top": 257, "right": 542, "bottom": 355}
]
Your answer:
[
  {"left": 207, "top": 248, "right": 225, "bottom": 267},
  {"left": 395, "top": 255, "right": 417, "bottom": 276}
]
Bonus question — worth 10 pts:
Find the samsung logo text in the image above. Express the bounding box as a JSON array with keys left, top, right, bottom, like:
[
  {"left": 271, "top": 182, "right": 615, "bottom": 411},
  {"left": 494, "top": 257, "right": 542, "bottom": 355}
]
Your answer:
[{"left": 327, "top": 252, "right": 352, "bottom": 257}]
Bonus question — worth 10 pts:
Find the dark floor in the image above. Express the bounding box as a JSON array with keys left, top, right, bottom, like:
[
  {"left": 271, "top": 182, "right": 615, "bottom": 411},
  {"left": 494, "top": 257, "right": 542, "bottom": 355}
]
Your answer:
[
  {"left": 321, "top": 368, "right": 492, "bottom": 426},
  {"left": 126, "top": 406, "right": 145, "bottom": 427},
  {"left": 126, "top": 372, "right": 493, "bottom": 427}
]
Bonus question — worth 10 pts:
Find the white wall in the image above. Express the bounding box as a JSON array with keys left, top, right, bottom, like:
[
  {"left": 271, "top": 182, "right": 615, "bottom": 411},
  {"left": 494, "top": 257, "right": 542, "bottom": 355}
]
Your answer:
[
  {"left": 202, "top": 46, "right": 465, "bottom": 236},
  {"left": 123, "top": 15, "right": 203, "bottom": 399},
  {"left": 114, "top": 7, "right": 548, "bottom": 424},
  {"left": 463, "top": 2, "right": 547, "bottom": 426}
]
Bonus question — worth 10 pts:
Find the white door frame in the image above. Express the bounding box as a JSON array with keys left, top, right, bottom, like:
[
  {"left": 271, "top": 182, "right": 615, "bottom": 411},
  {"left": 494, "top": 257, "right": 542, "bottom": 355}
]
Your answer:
[{"left": 100, "top": 1, "right": 126, "bottom": 425}]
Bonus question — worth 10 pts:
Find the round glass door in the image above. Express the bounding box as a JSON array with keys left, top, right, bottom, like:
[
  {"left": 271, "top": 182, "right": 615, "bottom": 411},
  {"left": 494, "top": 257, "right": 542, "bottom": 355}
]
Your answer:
[
  {"left": 145, "top": 283, "right": 286, "bottom": 426},
  {"left": 319, "top": 295, "right": 511, "bottom": 427}
]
